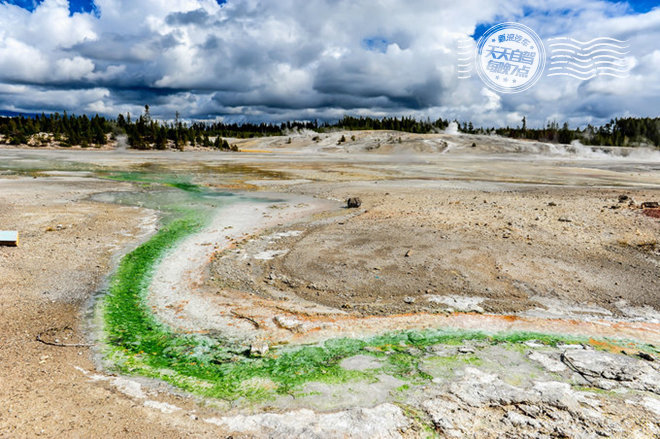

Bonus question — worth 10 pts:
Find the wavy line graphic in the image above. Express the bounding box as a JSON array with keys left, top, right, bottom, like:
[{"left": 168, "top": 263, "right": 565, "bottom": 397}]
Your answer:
[
  {"left": 551, "top": 55, "right": 626, "bottom": 64},
  {"left": 548, "top": 59, "right": 629, "bottom": 68},
  {"left": 548, "top": 42, "right": 629, "bottom": 51},
  {"left": 550, "top": 49, "right": 630, "bottom": 58},
  {"left": 455, "top": 38, "right": 475, "bottom": 79},
  {"left": 549, "top": 61, "right": 628, "bottom": 69},
  {"left": 547, "top": 35, "right": 630, "bottom": 80},
  {"left": 547, "top": 37, "right": 627, "bottom": 45},
  {"left": 549, "top": 66, "right": 629, "bottom": 75},
  {"left": 550, "top": 61, "right": 627, "bottom": 70},
  {"left": 548, "top": 72, "right": 629, "bottom": 80}
]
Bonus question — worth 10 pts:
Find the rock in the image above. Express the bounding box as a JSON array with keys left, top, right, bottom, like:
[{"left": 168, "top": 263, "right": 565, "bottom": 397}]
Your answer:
[
  {"left": 548, "top": 202, "right": 557, "bottom": 207},
  {"left": 641, "top": 201, "right": 659, "bottom": 209},
  {"left": 205, "top": 403, "right": 411, "bottom": 438},
  {"left": 448, "top": 368, "right": 522, "bottom": 406},
  {"left": 517, "top": 404, "right": 541, "bottom": 418},
  {"left": 281, "top": 276, "right": 298, "bottom": 288},
  {"left": 505, "top": 410, "right": 540, "bottom": 428},
  {"left": 637, "top": 352, "right": 655, "bottom": 362},
  {"left": 562, "top": 350, "right": 660, "bottom": 393},
  {"left": 430, "top": 295, "right": 485, "bottom": 313},
  {"left": 528, "top": 351, "right": 567, "bottom": 373},
  {"left": 421, "top": 366, "right": 655, "bottom": 438},
  {"left": 346, "top": 197, "right": 362, "bottom": 208},
  {"left": 531, "top": 381, "right": 582, "bottom": 412},
  {"left": 403, "top": 296, "right": 416, "bottom": 304},
  {"left": 642, "top": 208, "right": 660, "bottom": 218},
  {"left": 404, "top": 249, "right": 412, "bottom": 257},
  {"left": 558, "top": 217, "right": 572, "bottom": 222},
  {"left": 422, "top": 398, "right": 467, "bottom": 436},
  {"left": 273, "top": 315, "right": 304, "bottom": 332},
  {"left": 556, "top": 343, "right": 586, "bottom": 350},
  {"left": 458, "top": 346, "right": 475, "bottom": 354},
  {"left": 641, "top": 397, "right": 660, "bottom": 417},
  {"left": 250, "top": 342, "right": 269, "bottom": 357},
  {"left": 618, "top": 195, "right": 629, "bottom": 203}
]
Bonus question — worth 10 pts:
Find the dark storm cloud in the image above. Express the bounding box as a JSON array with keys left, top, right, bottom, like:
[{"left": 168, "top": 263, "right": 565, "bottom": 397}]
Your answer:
[{"left": 165, "top": 8, "right": 210, "bottom": 26}]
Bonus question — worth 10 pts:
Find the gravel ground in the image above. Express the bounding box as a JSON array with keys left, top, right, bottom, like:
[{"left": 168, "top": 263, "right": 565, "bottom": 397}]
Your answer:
[
  {"left": 1, "top": 137, "right": 659, "bottom": 438},
  {"left": 0, "top": 177, "right": 227, "bottom": 438},
  {"left": 257, "top": 183, "right": 660, "bottom": 316}
]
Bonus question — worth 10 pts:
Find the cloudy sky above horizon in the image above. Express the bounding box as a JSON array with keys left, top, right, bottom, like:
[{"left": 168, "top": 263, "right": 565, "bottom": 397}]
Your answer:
[{"left": 0, "top": 0, "right": 658, "bottom": 127}]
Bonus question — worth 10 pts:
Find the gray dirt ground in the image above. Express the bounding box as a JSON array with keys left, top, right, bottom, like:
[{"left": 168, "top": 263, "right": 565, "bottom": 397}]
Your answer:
[
  {"left": 212, "top": 183, "right": 660, "bottom": 317},
  {"left": 1, "top": 133, "right": 659, "bottom": 438}
]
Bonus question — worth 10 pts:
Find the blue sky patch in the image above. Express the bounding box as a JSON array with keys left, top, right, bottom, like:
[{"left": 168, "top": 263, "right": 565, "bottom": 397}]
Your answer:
[
  {"left": 1, "top": 0, "right": 226, "bottom": 15},
  {"left": 362, "top": 37, "right": 390, "bottom": 53},
  {"left": 1, "top": 0, "right": 97, "bottom": 15},
  {"left": 625, "top": 0, "right": 658, "bottom": 12},
  {"left": 471, "top": 1, "right": 657, "bottom": 41}
]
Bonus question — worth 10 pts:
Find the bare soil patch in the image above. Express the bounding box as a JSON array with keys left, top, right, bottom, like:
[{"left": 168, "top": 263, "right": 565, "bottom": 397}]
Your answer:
[{"left": 229, "top": 185, "right": 660, "bottom": 317}]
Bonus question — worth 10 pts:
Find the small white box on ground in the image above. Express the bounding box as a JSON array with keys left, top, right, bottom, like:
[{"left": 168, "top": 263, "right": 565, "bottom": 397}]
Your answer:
[{"left": 0, "top": 231, "right": 19, "bottom": 246}]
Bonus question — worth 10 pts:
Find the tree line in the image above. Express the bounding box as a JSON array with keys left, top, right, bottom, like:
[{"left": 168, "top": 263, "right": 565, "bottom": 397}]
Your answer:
[
  {"left": 0, "top": 109, "right": 658, "bottom": 149},
  {"left": 460, "top": 117, "right": 660, "bottom": 147},
  {"left": 0, "top": 112, "right": 110, "bottom": 147},
  {"left": 323, "top": 115, "right": 450, "bottom": 133}
]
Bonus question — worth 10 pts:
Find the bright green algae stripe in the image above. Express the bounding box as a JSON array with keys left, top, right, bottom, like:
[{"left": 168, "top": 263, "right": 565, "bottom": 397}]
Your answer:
[
  {"left": 99, "top": 181, "right": 657, "bottom": 402},
  {"left": 104, "top": 171, "right": 203, "bottom": 192}
]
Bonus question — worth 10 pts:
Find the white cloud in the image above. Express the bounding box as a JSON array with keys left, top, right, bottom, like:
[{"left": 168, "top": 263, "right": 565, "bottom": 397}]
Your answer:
[
  {"left": 0, "top": 38, "right": 50, "bottom": 82},
  {"left": 0, "top": 0, "right": 657, "bottom": 127},
  {"left": 54, "top": 56, "right": 96, "bottom": 81}
]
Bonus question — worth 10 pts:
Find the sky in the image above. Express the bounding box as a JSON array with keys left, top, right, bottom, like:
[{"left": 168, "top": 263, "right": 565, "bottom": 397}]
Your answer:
[{"left": 0, "top": 0, "right": 658, "bottom": 127}]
